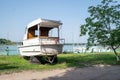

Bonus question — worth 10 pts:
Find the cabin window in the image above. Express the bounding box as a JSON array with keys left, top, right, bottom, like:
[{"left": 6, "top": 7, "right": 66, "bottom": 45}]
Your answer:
[
  {"left": 35, "top": 30, "right": 39, "bottom": 37},
  {"left": 27, "top": 25, "right": 37, "bottom": 39},
  {"left": 49, "top": 28, "right": 58, "bottom": 37},
  {"left": 40, "top": 27, "right": 52, "bottom": 37},
  {"left": 27, "top": 29, "right": 35, "bottom": 39}
]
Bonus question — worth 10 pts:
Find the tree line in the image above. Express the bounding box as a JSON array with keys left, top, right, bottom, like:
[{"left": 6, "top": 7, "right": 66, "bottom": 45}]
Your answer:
[{"left": 0, "top": 38, "right": 15, "bottom": 45}]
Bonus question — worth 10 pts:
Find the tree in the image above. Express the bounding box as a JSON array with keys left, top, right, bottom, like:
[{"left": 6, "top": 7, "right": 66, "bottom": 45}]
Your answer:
[
  {"left": 0, "top": 38, "right": 15, "bottom": 45},
  {"left": 80, "top": 0, "right": 120, "bottom": 61}
]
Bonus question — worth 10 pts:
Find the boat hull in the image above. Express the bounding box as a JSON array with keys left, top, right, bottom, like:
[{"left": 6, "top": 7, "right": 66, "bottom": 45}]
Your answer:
[{"left": 19, "top": 44, "right": 63, "bottom": 56}]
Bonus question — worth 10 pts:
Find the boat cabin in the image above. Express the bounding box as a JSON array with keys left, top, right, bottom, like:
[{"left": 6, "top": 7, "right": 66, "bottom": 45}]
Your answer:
[
  {"left": 23, "top": 18, "right": 62, "bottom": 46},
  {"left": 27, "top": 25, "right": 52, "bottom": 39}
]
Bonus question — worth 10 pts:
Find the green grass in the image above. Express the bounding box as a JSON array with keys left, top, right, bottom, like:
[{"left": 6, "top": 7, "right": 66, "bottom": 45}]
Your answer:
[{"left": 0, "top": 52, "right": 120, "bottom": 74}]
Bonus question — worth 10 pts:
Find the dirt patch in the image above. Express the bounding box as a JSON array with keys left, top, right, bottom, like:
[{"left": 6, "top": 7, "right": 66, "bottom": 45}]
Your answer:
[{"left": 0, "top": 65, "right": 120, "bottom": 80}]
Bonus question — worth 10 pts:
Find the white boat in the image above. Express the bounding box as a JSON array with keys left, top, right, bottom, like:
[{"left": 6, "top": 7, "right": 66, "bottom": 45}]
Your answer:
[{"left": 19, "top": 18, "right": 64, "bottom": 63}]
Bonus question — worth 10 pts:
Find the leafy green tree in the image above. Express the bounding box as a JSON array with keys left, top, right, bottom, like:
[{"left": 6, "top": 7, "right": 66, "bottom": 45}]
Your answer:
[{"left": 80, "top": 0, "right": 120, "bottom": 61}]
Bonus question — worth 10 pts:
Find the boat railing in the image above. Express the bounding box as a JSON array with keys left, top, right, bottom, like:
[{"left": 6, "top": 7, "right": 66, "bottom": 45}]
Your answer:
[
  {"left": 59, "top": 38, "right": 65, "bottom": 44},
  {"left": 23, "top": 37, "right": 40, "bottom": 46},
  {"left": 40, "top": 37, "right": 65, "bottom": 44},
  {"left": 40, "top": 37, "right": 58, "bottom": 44},
  {"left": 23, "top": 37, "right": 64, "bottom": 46}
]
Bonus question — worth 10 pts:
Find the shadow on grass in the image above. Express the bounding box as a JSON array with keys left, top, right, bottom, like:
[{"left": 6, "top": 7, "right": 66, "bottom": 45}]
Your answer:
[
  {"left": 0, "top": 63, "right": 18, "bottom": 70},
  {"left": 57, "top": 53, "right": 120, "bottom": 68}
]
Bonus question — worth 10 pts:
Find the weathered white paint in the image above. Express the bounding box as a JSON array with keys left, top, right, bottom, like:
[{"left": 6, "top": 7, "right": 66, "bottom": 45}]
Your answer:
[
  {"left": 19, "top": 18, "right": 63, "bottom": 56},
  {"left": 19, "top": 44, "right": 63, "bottom": 56}
]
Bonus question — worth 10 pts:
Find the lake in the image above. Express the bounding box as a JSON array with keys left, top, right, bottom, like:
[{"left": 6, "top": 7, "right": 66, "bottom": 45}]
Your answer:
[
  {"left": 0, "top": 44, "right": 114, "bottom": 55},
  {"left": 63, "top": 44, "right": 114, "bottom": 53},
  {"left": 0, "top": 45, "right": 20, "bottom": 55}
]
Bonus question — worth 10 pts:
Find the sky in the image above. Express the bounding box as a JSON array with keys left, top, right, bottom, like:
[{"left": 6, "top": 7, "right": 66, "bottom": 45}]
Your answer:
[{"left": 0, "top": 0, "right": 112, "bottom": 43}]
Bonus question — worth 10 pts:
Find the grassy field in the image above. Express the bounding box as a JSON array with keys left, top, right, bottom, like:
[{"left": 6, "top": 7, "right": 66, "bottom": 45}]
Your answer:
[{"left": 0, "top": 52, "right": 120, "bottom": 74}]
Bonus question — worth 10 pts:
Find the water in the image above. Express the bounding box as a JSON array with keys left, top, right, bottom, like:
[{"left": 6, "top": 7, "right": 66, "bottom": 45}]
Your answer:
[
  {"left": 0, "top": 45, "right": 19, "bottom": 55},
  {"left": 63, "top": 45, "right": 74, "bottom": 52},
  {"left": 63, "top": 44, "right": 113, "bottom": 53},
  {"left": 0, "top": 44, "right": 114, "bottom": 55}
]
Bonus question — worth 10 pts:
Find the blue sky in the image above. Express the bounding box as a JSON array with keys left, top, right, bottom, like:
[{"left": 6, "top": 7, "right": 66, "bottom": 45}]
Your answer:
[{"left": 0, "top": 0, "right": 105, "bottom": 43}]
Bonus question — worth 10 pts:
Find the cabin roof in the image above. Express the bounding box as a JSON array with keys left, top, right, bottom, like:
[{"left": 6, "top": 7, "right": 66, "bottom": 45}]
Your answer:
[{"left": 27, "top": 18, "right": 62, "bottom": 29}]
